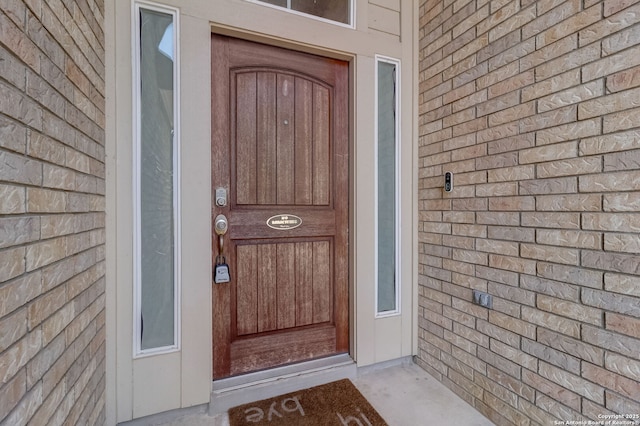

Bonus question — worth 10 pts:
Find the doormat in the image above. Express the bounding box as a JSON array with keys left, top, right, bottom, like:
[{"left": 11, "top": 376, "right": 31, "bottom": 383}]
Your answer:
[{"left": 228, "top": 378, "right": 389, "bottom": 425}]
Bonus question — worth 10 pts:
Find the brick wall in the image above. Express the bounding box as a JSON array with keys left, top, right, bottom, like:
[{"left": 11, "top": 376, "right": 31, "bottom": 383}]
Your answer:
[
  {"left": 0, "top": 1, "right": 105, "bottom": 425},
  {"left": 418, "top": 0, "right": 640, "bottom": 424}
]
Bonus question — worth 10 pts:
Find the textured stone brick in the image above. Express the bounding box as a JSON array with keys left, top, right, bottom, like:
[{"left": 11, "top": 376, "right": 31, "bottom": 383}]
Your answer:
[
  {"left": 1, "top": 380, "right": 42, "bottom": 426},
  {"left": 536, "top": 118, "right": 601, "bottom": 146},
  {"left": 476, "top": 239, "right": 519, "bottom": 256},
  {"left": 538, "top": 81, "right": 603, "bottom": 113},
  {"left": 522, "top": 338, "right": 581, "bottom": 374},
  {"left": 0, "top": 183, "right": 26, "bottom": 215},
  {"left": 604, "top": 192, "right": 640, "bottom": 212},
  {"left": 582, "top": 171, "right": 640, "bottom": 194},
  {"left": 25, "top": 236, "right": 68, "bottom": 272},
  {"left": 519, "top": 176, "right": 577, "bottom": 195},
  {"left": 580, "top": 86, "right": 640, "bottom": 120},
  {"left": 487, "top": 165, "right": 535, "bottom": 182},
  {"left": 536, "top": 229, "right": 601, "bottom": 249},
  {"left": 604, "top": 149, "right": 640, "bottom": 172},
  {"left": 537, "top": 4, "right": 602, "bottom": 48},
  {"left": 522, "top": 369, "right": 581, "bottom": 411},
  {"left": 605, "top": 391, "right": 640, "bottom": 419},
  {"left": 521, "top": 34, "right": 578, "bottom": 73},
  {"left": 490, "top": 4, "right": 537, "bottom": 42},
  {"left": 582, "top": 3, "right": 640, "bottom": 45},
  {"left": 523, "top": 243, "right": 579, "bottom": 265},
  {"left": 583, "top": 363, "right": 640, "bottom": 402},
  {"left": 583, "top": 213, "right": 640, "bottom": 232},
  {"left": 0, "top": 150, "right": 42, "bottom": 186},
  {"left": 583, "top": 44, "right": 640, "bottom": 83},
  {"left": 538, "top": 361, "right": 605, "bottom": 404},
  {"left": 0, "top": 116, "right": 27, "bottom": 154},
  {"left": 604, "top": 0, "right": 640, "bottom": 17},
  {"left": 522, "top": 212, "right": 580, "bottom": 229},
  {"left": 522, "top": 0, "right": 581, "bottom": 39},
  {"left": 488, "top": 102, "right": 536, "bottom": 127},
  {"left": 539, "top": 328, "right": 604, "bottom": 365},
  {"left": 537, "top": 262, "right": 603, "bottom": 288},
  {"left": 520, "top": 275, "right": 580, "bottom": 301},
  {"left": 522, "top": 306, "right": 580, "bottom": 338},
  {"left": 0, "top": 308, "right": 27, "bottom": 354},
  {"left": 583, "top": 250, "right": 640, "bottom": 275},
  {"left": 606, "top": 312, "right": 640, "bottom": 339},
  {"left": 606, "top": 352, "right": 640, "bottom": 382},
  {"left": 584, "top": 324, "right": 640, "bottom": 361},
  {"left": 604, "top": 233, "right": 640, "bottom": 254},
  {"left": 0, "top": 247, "right": 26, "bottom": 284},
  {"left": 580, "top": 128, "right": 640, "bottom": 156},
  {"left": 478, "top": 61, "right": 520, "bottom": 91},
  {"left": 0, "top": 329, "right": 41, "bottom": 385},
  {"left": 0, "top": 216, "right": 40, "bottom": 250},
  {"left": 603, "top": 24, "right": 640, "bottom": 57},
  {"left": 605, "top": 272, "right": 640, "bottom": 297},
  {"left": 522, "top": 69, "right": 580, "bottom": 102},
  {"left": 479, "top": 31, "right": 523, "bottom": 66},
  {"left": 606, "top": 64, "right": 640, "bottom": 92},
  {"left": 478, "top": 346, "right": 521, "bottom": 378},
  {"left": 536, "top": 394, "right": 586, "bottom": 423},
  {"left": 538, "top": 43, "right": 601, "bottom": 82},
  {"left": 518, "top": 398, "right": 563, "bottom": 425},
  {"left": 519, "top": 141, "right": 577, "bottom": 164},
  {"left": 537, "top": 295, "right": 603, "bottom": 326},
  {"left": 536, "top": 193, "right": 602, "bottom": 211},
  {"left": 489, "top": 253, "right": 536, "bottom": 274},
  {"left": 0, "top": 369, "right": 27, "bottom": 420}
]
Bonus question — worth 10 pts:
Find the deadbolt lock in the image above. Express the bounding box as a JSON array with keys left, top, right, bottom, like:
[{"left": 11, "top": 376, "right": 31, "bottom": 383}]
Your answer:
[{"left": 215, "top": 187, "right": 227, "bottom": 207}]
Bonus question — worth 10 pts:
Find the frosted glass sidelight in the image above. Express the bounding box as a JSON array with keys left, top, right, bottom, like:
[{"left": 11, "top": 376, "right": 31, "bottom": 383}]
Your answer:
[
  {"left": 377, "top": 60, "right": 398, "bottom": 314},
  {"left": 138, "top": 8, "right": 177, "bottom": 351}
]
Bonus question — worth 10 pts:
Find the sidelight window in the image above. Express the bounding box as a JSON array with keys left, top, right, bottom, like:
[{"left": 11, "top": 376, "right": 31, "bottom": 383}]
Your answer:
[
  {"left": 133, "top": 2, "right": 180, "bottom": 356},
  {"left": 249, "top": 0, "right": 353, "bottom": 26},
  {"left": 375, "top": 56, "right": 400, "bottom": 317}
]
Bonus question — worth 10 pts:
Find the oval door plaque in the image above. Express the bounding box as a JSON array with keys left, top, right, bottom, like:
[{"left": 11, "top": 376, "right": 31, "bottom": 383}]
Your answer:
[{"left": 267, "top": 214, "right": 302, "bottom": 230}]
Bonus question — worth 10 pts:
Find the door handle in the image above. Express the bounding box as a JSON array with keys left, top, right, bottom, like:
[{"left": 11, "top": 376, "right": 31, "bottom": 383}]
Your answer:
[
  {"left": 213, "top": 214, "right": 231, "bottom": 284},
  {"left": 214, "top": 214, "right": 228, "bottom": 254}
]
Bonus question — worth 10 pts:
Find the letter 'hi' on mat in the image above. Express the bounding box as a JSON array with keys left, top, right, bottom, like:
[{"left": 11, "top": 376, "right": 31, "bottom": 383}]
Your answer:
[{"left": 228, "top": 379, "right": 388, "bottom": 425}]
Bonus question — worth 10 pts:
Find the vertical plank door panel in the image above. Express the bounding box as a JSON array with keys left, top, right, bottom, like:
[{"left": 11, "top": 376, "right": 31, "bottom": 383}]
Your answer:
[
  {"left": 295, "top": 241, "right": 313, "bottom": 326},
  {"left": 257, "top": 72, "right": 277, "bottom": 205},
  {"left": 236, "top": 245, "right": 258, "bottom": 335},
  {"left": 258, "top": 244, "right": 277, "bottom": 332},
  {"left": 276, "top": 243, "right": 296, "bottom": 329},
  {"left": 313, "top": 240, "right": 331, "bottom": 323},
  {"left": 295, "top": 77, "right": 313, "bottom": 205},
  {"left": 277, "top": 74, "right": 295, "bottom": 205},
  {"left": 235, "top": 73, "right": 257, "bottom": 205},
  {"left": 313, "top": 85, "right": 330, "bottom": 205}
]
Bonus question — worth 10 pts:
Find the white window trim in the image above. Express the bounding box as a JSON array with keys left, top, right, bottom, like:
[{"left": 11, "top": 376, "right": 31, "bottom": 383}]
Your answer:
[
  {"left": 132, "top": 0, "right": 182, "bottom": 358},
  {"left": 374, "top": 55, "right": 401, "bottom": 319},
  {"left": 244, "top": 0, "right": 355, "bottom": 29}
]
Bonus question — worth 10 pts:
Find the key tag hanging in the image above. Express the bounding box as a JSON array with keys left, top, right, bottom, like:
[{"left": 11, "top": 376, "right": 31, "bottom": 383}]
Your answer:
[{"left": 214, "top": 255, "right": 230, "bottom": 284}]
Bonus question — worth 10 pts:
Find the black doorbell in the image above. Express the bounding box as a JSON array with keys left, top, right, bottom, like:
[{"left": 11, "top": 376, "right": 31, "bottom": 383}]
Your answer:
[{"left": 444, "top": 171, "right": 453, "bottom": 192}]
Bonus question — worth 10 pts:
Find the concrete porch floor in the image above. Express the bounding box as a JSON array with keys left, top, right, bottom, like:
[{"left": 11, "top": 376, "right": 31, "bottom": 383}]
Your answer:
[{"left": 160, "top": 361, "right": 495, "bottom": 426}]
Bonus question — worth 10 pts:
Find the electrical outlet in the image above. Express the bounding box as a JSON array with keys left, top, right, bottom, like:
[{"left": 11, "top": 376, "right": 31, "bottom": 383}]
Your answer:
[{"left": 472, "top": 290, "right": 493, "bottom": 309}]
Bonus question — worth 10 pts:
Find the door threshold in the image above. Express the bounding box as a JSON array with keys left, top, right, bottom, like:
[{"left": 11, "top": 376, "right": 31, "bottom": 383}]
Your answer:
[{"left": 209, "top": 354, "right": 356, "bottom": 416}]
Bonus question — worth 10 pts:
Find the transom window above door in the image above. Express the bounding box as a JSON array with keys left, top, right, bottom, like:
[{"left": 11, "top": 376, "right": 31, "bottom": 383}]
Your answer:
[{"left": 248, "top": 0, "right": 353, "bottom": 26}]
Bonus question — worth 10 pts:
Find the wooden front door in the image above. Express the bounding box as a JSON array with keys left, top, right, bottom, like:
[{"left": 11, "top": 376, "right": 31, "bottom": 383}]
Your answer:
[{"left": 211, "top": 35, "right": 349, "bottom": 379}]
